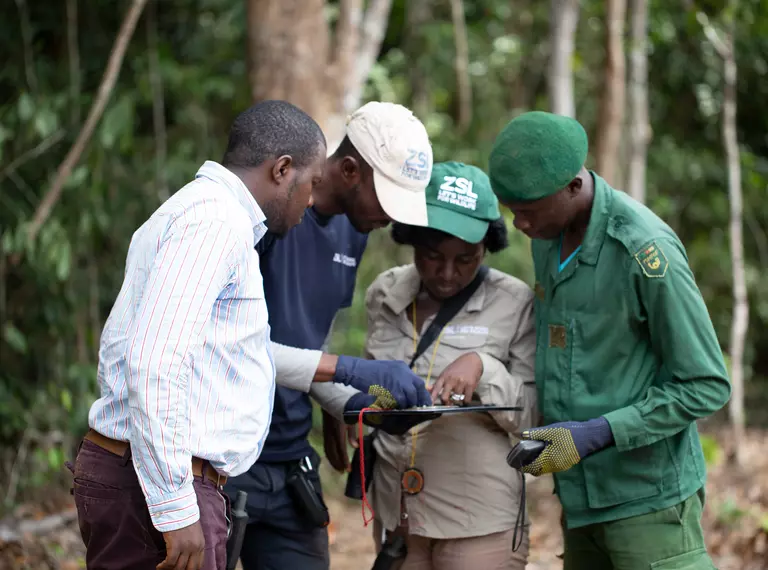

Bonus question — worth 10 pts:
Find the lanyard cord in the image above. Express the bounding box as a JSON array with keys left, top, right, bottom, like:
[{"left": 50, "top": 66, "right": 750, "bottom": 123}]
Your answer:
[
  {"left": 410, "top": 300, "right": 445, "bottom": 467},
  {"left": 356, "top": 299, "right": 447, "bottom": 527},
  {"left": 358, "top": 406, "right": 376, "bottom": 526},
  {"left": 512, "top": 471, "right": 526, "bottom": 551}
]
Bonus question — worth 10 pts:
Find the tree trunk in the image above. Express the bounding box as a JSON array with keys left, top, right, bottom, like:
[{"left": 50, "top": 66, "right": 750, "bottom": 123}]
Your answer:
[
  {"left": 66, "top": 0, "right": 81, "bottom": 126},
  {"left": 698, "top": 7, "right": 747, "bottom": 466},
  {"left": 626, "top": 0, "right": 649, "bottom": 202},
  {"left": 246, "top": 0, "right": 393, "bottom": 153},
  {"left": 247, "top": 0, "right": 331, "bottom": 126},
  {"left": 344, "top": 0, "right": 393, "bottom": 118},
  {"left": 147, "top": 0, "right": 169, "bottom": 202},
  {"left": 406, "top": 0, "right": 433, "bottom": 119},
  {"left": 548, "top": 0, "right": 580, "bottom": 118},
  {"left": 722, "top": 27, "right": 747, "bottom": 467},
  {"left": 449, "top": 0, "right": 472, "bottom": 133},
  {"left": 594, "top": 0, "right": 627, "bottom": 186}
]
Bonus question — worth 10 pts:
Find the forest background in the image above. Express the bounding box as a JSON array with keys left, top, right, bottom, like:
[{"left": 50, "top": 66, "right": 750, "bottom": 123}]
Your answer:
[{"left": 1, "top": 0, "right": 767, "bottom": 567}]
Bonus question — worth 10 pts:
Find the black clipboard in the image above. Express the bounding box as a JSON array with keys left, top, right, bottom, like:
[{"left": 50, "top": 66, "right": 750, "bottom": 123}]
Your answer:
[{"left": 343, "top": 404, "right": 523, "bottom": 434}]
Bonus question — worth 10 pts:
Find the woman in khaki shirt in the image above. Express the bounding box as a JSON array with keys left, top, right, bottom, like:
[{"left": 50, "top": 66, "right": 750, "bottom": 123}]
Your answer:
[{"left": 358, "top": 162, "right": 538, "bottom": 570}]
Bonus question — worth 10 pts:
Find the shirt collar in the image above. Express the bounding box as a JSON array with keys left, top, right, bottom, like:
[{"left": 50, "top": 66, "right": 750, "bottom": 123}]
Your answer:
[
  {"left": 195, "top": 160, "right": 268, "bottom": 240},
  {"left": 382, "top": 265, "right": 421, "bottom": 315},
  {"left": 577, "top": 171, "right": 613, "bottom": 266}
]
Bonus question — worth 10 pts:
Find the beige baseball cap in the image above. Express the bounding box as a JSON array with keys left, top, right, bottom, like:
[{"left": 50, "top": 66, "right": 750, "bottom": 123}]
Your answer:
[{"left": 345, "top": 102, "right": 432, "bottom": 226}]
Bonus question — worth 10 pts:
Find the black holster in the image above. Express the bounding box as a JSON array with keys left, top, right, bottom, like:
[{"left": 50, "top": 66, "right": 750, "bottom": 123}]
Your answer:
[{"left": 286, "top": 456, "right": 330, "bottom": 528}]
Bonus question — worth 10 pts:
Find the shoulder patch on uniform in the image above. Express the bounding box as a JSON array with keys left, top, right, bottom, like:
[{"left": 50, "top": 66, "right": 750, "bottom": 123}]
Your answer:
[{"left": 634, "top": 240, "right": 669, "bottom": 278}]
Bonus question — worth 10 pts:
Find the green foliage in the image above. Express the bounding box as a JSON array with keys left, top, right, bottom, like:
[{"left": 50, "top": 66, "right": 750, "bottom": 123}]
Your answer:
[
  {"left": 716, "top": 497, "right": 750, "bottom": 527},
  {"left": 2, "top": 0, "right": 768, "bottom": 509},
  {"left": 699, "top": 434, "right": 724, "bottom": 466}
]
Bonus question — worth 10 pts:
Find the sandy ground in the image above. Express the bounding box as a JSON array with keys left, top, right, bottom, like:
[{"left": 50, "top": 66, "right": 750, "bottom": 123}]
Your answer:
[
  {"left": 2, "top": 429, "right": 768, "bottom": 569},
  {"left": 326, "top": 474, "right": 565, "bottom": 570}
]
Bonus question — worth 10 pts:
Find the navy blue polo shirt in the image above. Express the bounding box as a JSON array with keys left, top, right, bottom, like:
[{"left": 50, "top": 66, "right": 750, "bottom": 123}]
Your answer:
[{"left": 256, "top": 207, "right": 368, "bottom": 463}]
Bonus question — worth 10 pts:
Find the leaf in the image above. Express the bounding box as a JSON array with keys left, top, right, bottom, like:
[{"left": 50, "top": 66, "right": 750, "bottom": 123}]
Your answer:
[
  {"left": 3, "top": 323, "right": 28, "bottom": 354},
  {"left": 63, "top": 165, "right": 89, "bottom": 190},
  {"left": 17, "top": 93, "right": 34, "bottom": 121},
  {"left": 47, "top": 446, "right": 63, "bottom": 470},
  {"left": 33, "top": 107, "right": 59, "bottom": 138},
  {"left": 759, "top": 514, "right": 768, "bottom": 533},
  {"left": 99, "top": 95, "right": 135, "bottom": 149},
  {"left": 700, "top": 434, "right": 724, "bottom": 466},
  {"left": 54, "top": 240, "right": 72, "bottom": 281},
  {"left": 1, "top": 230, "right": 16, "bottom": 254},
  {"left": 0, "top": 124, "right": 13, "bottom": 146},
  {"left": 61, "top": 389, "right": 72, "bottom": 412}
]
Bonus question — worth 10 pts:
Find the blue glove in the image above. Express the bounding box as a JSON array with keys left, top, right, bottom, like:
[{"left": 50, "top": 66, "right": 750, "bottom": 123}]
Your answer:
[
  {"left": 519, "top": 417, "right": 615, "bottom": 476},
  {"left": 333, "top": 356, "right": 432, "bottom": 409},
  {"left": 344, "top": 392, "right": 377, "bottom": 414}
]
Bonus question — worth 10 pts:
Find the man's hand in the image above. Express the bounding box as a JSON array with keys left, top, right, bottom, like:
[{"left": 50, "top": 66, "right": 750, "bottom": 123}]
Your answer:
[
  {"left": 347, "top": 425, "right": 358, "bottom": 449},
  {"left": 158, "top": 521, "right": 205, "bottom": 570},
  {"left": 430, "top": 352, "right": 484, "bottom": 405},
  {"left": 518, "top": 417, "right": 615, "bottom": 476},
  {"left": 323, "top": 409, "right": 351, "bottom": 473},
  {"left": 333, "top": 356, "right": 432, "bottom": 409}
]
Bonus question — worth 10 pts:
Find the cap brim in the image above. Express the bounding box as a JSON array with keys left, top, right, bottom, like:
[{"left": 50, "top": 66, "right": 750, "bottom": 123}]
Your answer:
[
  {"left": 427, "top": 205, "right": 489, "bottom": 244},
  {"left": 373, "top": 170, "right": 429, "bottom": 227}
]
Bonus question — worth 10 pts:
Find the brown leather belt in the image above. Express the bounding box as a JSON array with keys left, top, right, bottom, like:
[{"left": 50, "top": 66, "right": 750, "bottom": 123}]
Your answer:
[{"left": 84, "top": 429, "right": 227, "bottom": 486}]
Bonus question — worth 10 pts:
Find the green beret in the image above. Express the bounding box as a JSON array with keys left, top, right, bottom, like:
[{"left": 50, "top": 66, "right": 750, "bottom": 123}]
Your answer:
[{"left": 488, "top": 111, "right": 588, "bottom": 203}]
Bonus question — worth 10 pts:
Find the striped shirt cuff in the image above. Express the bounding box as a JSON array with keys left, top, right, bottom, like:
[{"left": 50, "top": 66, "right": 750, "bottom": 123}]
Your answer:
[{"left": 146, "top": 482, "right": 200, "bottom": 532}]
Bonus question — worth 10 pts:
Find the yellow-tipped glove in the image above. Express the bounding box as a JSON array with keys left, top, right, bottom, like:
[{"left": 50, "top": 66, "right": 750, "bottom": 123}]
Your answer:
[{"left": 518, "top": 417, "right": 615, "bottom": 476}]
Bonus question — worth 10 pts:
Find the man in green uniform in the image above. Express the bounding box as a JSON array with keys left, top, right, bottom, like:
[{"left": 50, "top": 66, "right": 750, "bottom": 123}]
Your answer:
[{"left": 488, "top": 111, "right": 731, "bottom": 570}]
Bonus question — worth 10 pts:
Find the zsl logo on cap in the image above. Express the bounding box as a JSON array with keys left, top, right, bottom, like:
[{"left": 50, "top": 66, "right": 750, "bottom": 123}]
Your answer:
[
  {"left": 402, "top": 149, "right": 430, "bottom": 182},
  {"left": 437, "top": 176, "right": 478, "bottom": 211}
]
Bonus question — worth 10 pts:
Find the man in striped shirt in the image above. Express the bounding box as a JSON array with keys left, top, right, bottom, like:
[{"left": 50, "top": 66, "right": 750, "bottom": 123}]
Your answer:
[{"left": 72, "top": 100, "right": 431, "bottom": 570}]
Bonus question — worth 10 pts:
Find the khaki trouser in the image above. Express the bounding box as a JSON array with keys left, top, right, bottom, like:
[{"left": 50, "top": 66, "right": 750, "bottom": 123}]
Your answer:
[{"left": 373, "top": 519, "right": 529, "bottom": 570}]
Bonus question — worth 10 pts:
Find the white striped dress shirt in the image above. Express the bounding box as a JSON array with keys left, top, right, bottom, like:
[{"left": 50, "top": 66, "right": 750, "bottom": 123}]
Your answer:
[{"left": 89, "top": 161, "right": 276, "bottom": 532}]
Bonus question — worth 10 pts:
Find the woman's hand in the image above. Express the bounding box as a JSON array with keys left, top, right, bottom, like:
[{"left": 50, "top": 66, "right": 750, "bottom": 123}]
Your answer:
[{"left": 430, "top": 352, "right": 484, "bottom": 405}]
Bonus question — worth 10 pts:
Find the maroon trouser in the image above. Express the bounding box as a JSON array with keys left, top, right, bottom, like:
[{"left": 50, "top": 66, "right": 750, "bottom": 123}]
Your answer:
[{"left": 70, "top": 438, "right": 230, "bottom": 570}]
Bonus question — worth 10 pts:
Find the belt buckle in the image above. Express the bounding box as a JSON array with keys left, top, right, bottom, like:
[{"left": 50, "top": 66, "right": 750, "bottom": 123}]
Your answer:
[{"left": 202, "top": 461, "right": 223, "bottom": 488}]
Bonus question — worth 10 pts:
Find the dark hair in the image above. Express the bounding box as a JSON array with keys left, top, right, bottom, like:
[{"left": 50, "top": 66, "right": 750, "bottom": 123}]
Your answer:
[
  {"left": 330, "top": 135, "right": 372, "bottom": 173},
  {"left": 331, "top": 135, "right": 361, "bottom": 161},
  {"left": 222, "top": 100, "right": 327, "bottom": 170},
  {"left": 391, "top": 217, "right": 509, "bottom": 253}
]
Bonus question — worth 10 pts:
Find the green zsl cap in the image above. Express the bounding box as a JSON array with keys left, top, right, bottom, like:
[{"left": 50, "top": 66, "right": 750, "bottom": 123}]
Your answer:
[{"left": 426, "top": 162, "right": 501, "bottom": 244}]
